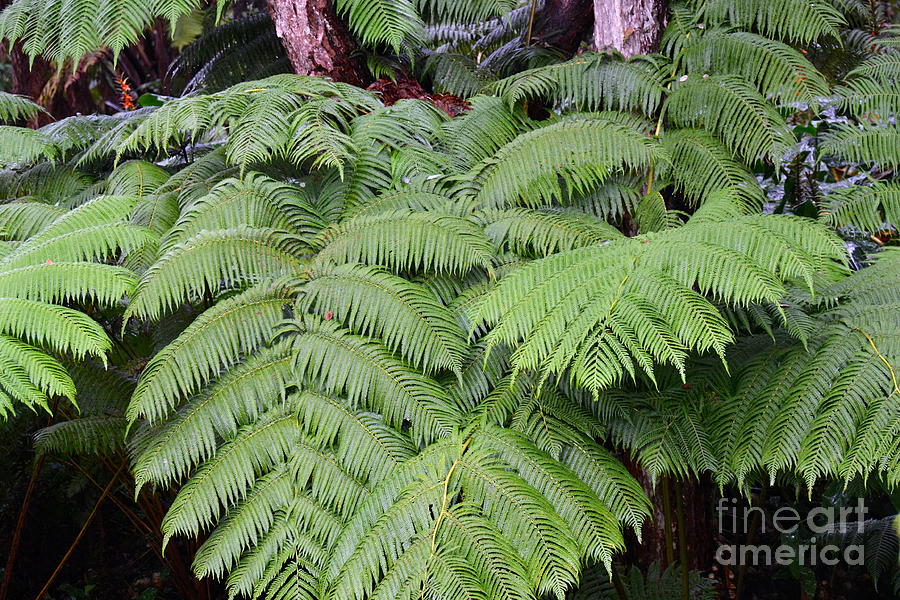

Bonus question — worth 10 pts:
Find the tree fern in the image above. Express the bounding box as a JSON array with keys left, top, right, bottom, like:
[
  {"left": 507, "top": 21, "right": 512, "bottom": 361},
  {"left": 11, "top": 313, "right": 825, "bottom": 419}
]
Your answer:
[
  {"left": 471, "top": 195, "right": 846, "bottom": 393},
  {"left": 665, "top": 75, "right": 795, "bottom": 162},
  {"left": 471, "top": 114, "right": 657, "bottom": 208},
  {"left": 703, "top": 0, "right": 845, "bottom": 45},
  {"left": 682, "top": 30, "right": 830, "bottom": 104}
]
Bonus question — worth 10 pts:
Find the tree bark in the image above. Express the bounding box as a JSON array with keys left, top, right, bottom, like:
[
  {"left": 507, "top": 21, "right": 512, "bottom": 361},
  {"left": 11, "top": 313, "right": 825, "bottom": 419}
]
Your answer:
[
  {"left": 531, "top": 0, "right": 594, "bottom": 55},
  {"left": 266, "top": 0, "right": 368, "bottom": 85},
  {"left": 592, "top": 0, "right": 667, "bottom": 57}
]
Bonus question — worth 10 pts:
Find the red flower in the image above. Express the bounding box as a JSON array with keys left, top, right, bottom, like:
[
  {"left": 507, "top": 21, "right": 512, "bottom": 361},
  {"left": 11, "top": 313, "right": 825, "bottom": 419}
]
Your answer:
[{"left": 324, "top": 310, "right": 334, "bottom": 321}]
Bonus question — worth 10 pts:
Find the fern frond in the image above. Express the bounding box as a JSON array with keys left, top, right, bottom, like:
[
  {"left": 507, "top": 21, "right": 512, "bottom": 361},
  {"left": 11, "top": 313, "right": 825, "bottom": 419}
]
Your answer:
[
  {"left": 820, "top": 181, "right": 900, "bottom": 232},
  {"left": 659, "top": 129, "right": 765, "bottom": 207},
  {"left": 336, "top": 0, "right": 424, "bottom": 53},
  {"left": 313, "top": 209, "right": 494, "bottom": 275},
  {"left": 704, "top": 0, "right": 845, "bottom": 44},
  {"left": 472, "top": 114, "right": 657, "bottom": 208},
  {"left": 0, "top": 202, "right": 66, "bottom": 240},
  {"left": 0, "top": 334, "right": 74, "bottom": 402},
  {"left": 106, "top": 160, "right": 170, "bottom": 197},
  {"left": 440, "top": 95, "right": 530, "bottom": 168},
  {"left": 820, "top": 122, "right": 900, "bottom": 169},
  {"left": 665, "top": 75, "right": 794, "bottom": 162},
  {"left": 161, "top": 408, "right": 300, "bottom": 547},
  {"left": 297, "top": 263, "right": 468, "bottom": 374},
  {"left": 160, "top": 173, "right": 324, "bottom": 253},
  {"left": 0, "top": 126, "right": 56, "bottom": 166},
  {"left": 481, "top": 208, "right": 624, "bottom": 257},
  {"left": 125, "top": 227, "right": 304, "bottom": 321},
  {"left": 683, "top": 30, "right": 830, "bottom": 104},
  {"left": 35, "top": 415, "right": 127, "bottom": 455},
  {"left": 0, "top": 0, "right": 203, "bottom": 65},
  {"left": 130, "top": 343, "right": 294, "bottom": 492},
  {"left": 0, "top": 262, "right": 136, "bottom": 305},
  {"left": 471, "top": 210, "right": 845, "bottom": 392},
  {"left": 417, "top": 0, "right": 516, "bottom": 24},
  {"left": 491, "top": 53, "right": 667, "bottom": 116},
  {"left": 0, "top": 91, "right": 44, "bottom": 123},
  {"left": 282, "top": 316, "right": 463, "bottom": 444},
  {"left": 0, "top": 298, "right": 111, "bottom": 360},
  {"left": 127, "top": 283, "right": 295, "bottom": 425}
]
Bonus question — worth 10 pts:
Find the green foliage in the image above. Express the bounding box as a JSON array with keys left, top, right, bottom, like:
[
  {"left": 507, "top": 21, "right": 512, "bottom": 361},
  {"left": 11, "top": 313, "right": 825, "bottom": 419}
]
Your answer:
[
  {"left": 4, "top": 2, "right": 900, "bottom": 598},
  {"left": 0, "top": 195, "right": 143, "bottom": 416}
]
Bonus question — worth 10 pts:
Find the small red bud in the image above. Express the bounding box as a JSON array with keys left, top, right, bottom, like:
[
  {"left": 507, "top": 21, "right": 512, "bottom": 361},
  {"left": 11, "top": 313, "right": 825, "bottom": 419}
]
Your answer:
[
  {"left": 45, "top": 259, "right": 54, "bottom": 264},
  {"left": 324, "top": 310, "right": 334, "bottom": 321}
]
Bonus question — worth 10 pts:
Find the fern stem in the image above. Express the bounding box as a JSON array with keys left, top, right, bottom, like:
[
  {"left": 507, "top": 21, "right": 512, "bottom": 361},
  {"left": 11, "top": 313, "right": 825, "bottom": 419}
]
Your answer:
[
  {"left": 648, "top": 45, "right": 686, "bottom": 196},
  {"left": 58, "top": 457, "right": 156, "bottom": 539},
  {"left": 34, "top": 462, "right": 125, "bottom": 600},
  {"left": 430, "top": 437, "right": 472, "bottom": 553},
  {"left": 0, "top": 454, "right": 46, "bottom": 600},
  {"left": 674, "top": 480, "right": 689, "bottom": 600},
  {"left": 525, "top": 0, "right": 538, "bottom": 46},
  {"left": 857, "top": 327, "right": 900, "bottom": 396},
  {"left": 661, "top": 475, "right": 675, "bottom": 567}
]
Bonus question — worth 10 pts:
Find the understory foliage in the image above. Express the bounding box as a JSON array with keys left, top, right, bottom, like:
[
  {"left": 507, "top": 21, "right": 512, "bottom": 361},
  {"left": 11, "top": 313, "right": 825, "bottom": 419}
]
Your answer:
[{"left": 0, "top": 0, "right": 898, "bottom": 599}]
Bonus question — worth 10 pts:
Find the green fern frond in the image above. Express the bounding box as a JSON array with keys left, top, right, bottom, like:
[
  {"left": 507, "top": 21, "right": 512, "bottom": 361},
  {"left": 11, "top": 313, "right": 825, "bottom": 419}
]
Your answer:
[
  {"left": 836, "top": 76, "right": 900, "bottom": 119},
  {"left": 665, "top": 75, "right": 795, "bottom": 162},
  {"left": 683, "top": 30, "right": 830, "bottom": 104},
  {"left": 106, "top": 160, "right": 170, "bottom": 197},
  {"left": 659, "top": 129, "right": 765, "bottom": 207},
  {"left": 417, "top": 0, "right": 516, "bottom": 24},
  {"left": 0, "top": 262, "right": 136, "bottom": 305},
  {"left": 297, "top": 263, "right": 468, "bottom": 374},
  {"left": 160, "top": 173, "right": 325, "bottom": 253},
  {"left": 820, "top": 122, "right": 900, "bottom": 169},
  {"left": 130, "top": 343, "right": 293, "bottom": 492},
  {"left": 0, "top": 334, "right": 75, "bottom": 402},
  {"left": 336, "top": 0, "right": 425, "bottom": 53},
  {"left": 439, "top": 95, "right": 529, "bottom": 168},
  {"left": 0, "top": 126, "right": 56, "bottom": 166},
  {"left": 161, "top": 408, "right": 300, "bottom": 548},
  {"left": 127, "top": 283, "right": 295, "bottom": 425},
  {"left": 704, "top": 0, "right": 845, "bottom": 44},
  {"left": 125, "top": 227, "right": 304, "bottom": 321},
  {"left": 820, "top": 181, "right": 900, "bottom": 232},
  {"left": 491, "top": 53, "right": 667, "bottom": 116},
  {"left": 472, "top": 209, "right": 845, "bottom": 393},
  {"left": 0, "top": 202, "right": 66, "bottom": 240},
  {"left": 0, "top": 91, "right": 44, "bottom": 123},
  {"left": 0, "top": 0, "right": 203, "bottom": 65},
  {"left": 283, "top": 316, "right": 463, "bottom": 444},
  {"left": 481, "top": 208, "right": 624, "bottom": 257},
  {"left": 35, "top": 415, "right": 127, "bottom": 455},
  {"left": 0, "top": 298, "right": 111, "bottom": 360},
  {"left": 314, "top": 209, "right": 494, "bottom": 275},
  {"left": 472, "top": 114, "right": 657, "bottom": 208}
]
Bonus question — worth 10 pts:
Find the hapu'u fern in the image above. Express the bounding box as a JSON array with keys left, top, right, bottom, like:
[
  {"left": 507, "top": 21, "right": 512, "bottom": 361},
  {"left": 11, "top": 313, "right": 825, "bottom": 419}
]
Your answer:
[
  {"left": 3, "top": 2, "right": 900, "bottom": 595},
  {"left": 110, "top": 159, "right": 655, "bottom": 600},
  {"left": 0, "top": 194, "right": 150, "bottom": 416},
  {"left": 470, "top": 193, "right": 847, "bottom": 394},
  {"left": 600, "top": 249, "right": 900, "bottom": 489}
]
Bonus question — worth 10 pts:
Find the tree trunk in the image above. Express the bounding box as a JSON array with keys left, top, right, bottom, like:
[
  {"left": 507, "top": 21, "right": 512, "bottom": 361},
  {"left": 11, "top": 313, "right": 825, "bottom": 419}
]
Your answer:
[
  {"left": 531, "top": 0, "right": 594, "bottom": 55},
  {"left": 592, "top": 0, "right": 667, "bottom": 57},
  {"left": 266, "top": 0, "right": 368, "bottom": 85}
]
